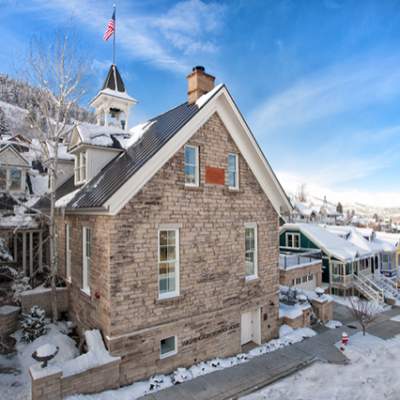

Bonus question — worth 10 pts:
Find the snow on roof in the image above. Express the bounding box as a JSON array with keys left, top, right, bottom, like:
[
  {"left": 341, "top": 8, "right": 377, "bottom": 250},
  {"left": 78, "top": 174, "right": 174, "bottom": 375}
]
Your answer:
[
  {"left": 75, "top": 123, "right": 121, "bottom": 147},
  {"left": 375, "top": 232, "right": 400, "bottom": 248},
  {"left": 282, "top": 223, "right": 368, "bottom": 262},
  {"left": 55, "top": 188, "right": 80, "bottom": 208},
  {"left": 97, "top": 88, "right": 136, "bottom": 103},
  {"left": 195, "top": 83, "right": 224, "bottom": 108}
]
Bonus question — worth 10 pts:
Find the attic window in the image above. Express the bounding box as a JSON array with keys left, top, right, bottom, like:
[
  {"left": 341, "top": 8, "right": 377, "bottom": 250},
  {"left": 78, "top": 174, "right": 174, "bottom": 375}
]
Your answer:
[{"left": 0, "top": 167, "right": 24, "bottom": 192}]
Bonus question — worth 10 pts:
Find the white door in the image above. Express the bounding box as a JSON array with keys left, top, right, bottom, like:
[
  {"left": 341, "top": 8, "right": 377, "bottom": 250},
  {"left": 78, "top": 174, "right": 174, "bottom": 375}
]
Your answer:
[{"left": 241, "top": 308, "right": 261, "bottom": 345}]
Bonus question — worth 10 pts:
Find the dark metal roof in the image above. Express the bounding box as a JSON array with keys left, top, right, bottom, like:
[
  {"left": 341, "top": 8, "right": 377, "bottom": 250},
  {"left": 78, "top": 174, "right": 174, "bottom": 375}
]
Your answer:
[
  {"left": 65, "top": 100, "right": 202, "bottom": 210},
  {"left": 102, "top": 64, "right": 126, "bottom": 92}
]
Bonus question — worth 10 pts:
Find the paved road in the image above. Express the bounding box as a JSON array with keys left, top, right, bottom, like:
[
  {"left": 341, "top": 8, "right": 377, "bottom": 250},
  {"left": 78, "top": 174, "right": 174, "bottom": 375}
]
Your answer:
[{"left": 140, "top": 306, "right": 400, "bottom": 400}]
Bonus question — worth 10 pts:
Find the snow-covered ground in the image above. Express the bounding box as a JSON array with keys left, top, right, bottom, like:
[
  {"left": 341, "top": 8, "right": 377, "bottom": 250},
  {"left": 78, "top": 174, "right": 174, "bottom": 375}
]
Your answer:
[
  {"left": 241, "top": 331, "right": 400, "bottom": 400},
  {"left": 0, "top": 322, "right": 78, "bottom": 400},
  {"left": 67, "top": 326, "right": 316, "bottom": 400}
]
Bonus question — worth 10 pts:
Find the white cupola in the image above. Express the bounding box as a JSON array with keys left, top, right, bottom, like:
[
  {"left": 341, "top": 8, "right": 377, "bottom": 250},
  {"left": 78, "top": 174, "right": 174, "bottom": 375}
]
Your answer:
[{"left": 90, "top": 64, "right": 137, "bottom": 131}]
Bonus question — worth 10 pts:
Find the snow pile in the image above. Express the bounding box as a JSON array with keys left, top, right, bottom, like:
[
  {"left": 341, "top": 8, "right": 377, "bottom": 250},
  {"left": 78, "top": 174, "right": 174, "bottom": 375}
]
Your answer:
[
  {"left": 36, "top": 343, "right": 58, "bottom": 358},
  {"left": 66, "top": 326, "right": 316, "bottom": 400},
  {"left": 241, "top": 332, "right": 400, "bottom": 400},
  {"left": 325, "top": 320, "right": 343, "bottom": 329},
  {"left": 195, "top": 83, "right": 223, "bottom": 108},
  {"left": 61, "top": 330, "right": 119, "bottom": 378},
  {"left": 390, "top": 314, "right": 400, "bottom": 322},
  {"left": 279, "top": 302, "right": 311, "bottom": 319}
]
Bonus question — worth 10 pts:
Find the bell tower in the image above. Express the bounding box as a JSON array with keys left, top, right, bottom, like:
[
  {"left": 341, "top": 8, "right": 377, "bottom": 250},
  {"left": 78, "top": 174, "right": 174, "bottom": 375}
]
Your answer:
[{"left": 90, "top": 64, "right": 137, "bottom": 131}]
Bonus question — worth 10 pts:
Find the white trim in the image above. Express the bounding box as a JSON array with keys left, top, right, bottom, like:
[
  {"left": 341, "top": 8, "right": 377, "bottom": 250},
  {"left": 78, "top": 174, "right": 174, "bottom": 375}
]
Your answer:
[
  {"left": 160, "top": 335, "right": 177, "bottom": 359},
  {"left": 184, "top": 144, "right": 199, "bottom": 187},
  {"left": 285, "top": 232, "right": 300, "bottom": 249},
  {"left": 245, "top": 223, "right": 258, "bottom": 280},
  {"left": 227, "top": 152, "right": 239, "bottom": 190},
  {"left": 103, "top": 86, "right": 292, "bottom": 216},
  {"left": 82, "top": 226, "right": 91, "bottom": 293},
  {"left": 158, "top": 228, "right": 180, "bottom": 300},
  {"left": 65, "top": 223, "right": 71, "bottom": 282}
]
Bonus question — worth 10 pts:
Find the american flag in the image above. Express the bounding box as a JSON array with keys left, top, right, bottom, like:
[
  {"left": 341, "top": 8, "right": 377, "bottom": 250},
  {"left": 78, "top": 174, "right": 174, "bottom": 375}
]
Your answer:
[{"left": 103, "top": 9, "right": 115, "bottom": 41}]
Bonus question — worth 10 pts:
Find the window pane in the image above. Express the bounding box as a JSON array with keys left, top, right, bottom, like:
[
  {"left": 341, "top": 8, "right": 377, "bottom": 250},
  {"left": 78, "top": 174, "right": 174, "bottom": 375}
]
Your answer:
[
  {"left": 228, "top": 171, "right": 236, "bottom": 188},
  {"left": 9, "top": 169, "right": 22, "bottom": 191},
  {"left": 159, "top": 262, "right": 176, "bottom": 294},
  {"left": 159, "top": 230, "right": 168, "bottom": 246},
  {"left": 184, "top": 146, "right": 196, "bottom": 165},
  {"left": 160, "top": 336, "right": 176, "bottom": 355},
  {"left": 228, "top": 154, "right": 236, "bottom": 170},
  {"left": 184, "top": 165, "right": 196, "bottom": 184}
]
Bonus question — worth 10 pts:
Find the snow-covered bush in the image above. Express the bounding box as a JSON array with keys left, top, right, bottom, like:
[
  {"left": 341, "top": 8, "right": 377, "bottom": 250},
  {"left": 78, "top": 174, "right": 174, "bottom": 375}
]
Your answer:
[
  {"left": 0, "top": 237, "right": 13, "bottom": 262},
  {"left": 11, "top": 272, "right": 31, "bottom": 304},
  {"left": 21, "top": 305, "right": 49, "bottom": 343}
]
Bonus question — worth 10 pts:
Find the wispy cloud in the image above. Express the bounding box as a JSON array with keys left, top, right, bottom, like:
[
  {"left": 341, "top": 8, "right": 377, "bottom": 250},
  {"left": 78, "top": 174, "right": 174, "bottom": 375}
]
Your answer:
[
  {"left": 24, "top": 0, "right": 225, "bottom": 73},
  {"left": 250, "top": 54, "right": 400, "bottom": 134}
]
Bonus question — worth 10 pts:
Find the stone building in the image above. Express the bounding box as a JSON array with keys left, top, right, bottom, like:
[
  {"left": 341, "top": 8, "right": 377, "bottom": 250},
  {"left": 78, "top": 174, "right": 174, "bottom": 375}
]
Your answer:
[{"left": 55, "top": 65, "right": 292, "bottom": 383}]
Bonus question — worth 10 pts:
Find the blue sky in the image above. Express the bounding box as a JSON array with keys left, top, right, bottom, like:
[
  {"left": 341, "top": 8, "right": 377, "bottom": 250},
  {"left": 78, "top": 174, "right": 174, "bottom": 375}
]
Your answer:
[{"left": 1, "top": 0, "right": 400, "bottom": 207}]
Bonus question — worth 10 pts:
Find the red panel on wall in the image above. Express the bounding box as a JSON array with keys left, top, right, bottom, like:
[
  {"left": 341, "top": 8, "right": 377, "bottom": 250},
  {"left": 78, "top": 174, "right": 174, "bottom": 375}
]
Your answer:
[{"left": 205, "top": 166, "right": 225, "bottom": 185}]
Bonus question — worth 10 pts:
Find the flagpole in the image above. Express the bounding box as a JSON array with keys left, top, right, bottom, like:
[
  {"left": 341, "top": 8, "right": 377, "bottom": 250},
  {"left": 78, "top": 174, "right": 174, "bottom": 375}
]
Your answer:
[{"left": 113, "top": 4, "right": 116, "bottom": 65}]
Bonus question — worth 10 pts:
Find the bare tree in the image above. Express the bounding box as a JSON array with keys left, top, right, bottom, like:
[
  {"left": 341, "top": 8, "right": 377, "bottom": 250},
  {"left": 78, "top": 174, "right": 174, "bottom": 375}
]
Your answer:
[
  {"left": 349, "top": 296, "right": 380, "bottom": 336},
  {"left": 296, "top": 183, "right": 307, "bottom": 203},
  {"left": 24, "top": 33, "right": 88, "bottom": 321}
]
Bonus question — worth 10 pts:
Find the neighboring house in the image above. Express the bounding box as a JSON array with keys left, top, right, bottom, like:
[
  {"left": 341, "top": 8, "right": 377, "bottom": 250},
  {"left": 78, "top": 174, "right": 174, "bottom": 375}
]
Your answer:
[
  {"left": 0, "top": 137, "right": 48, "bottom": 276},
  {"left": 54, "top": 64, "right": 292, "bottom": 383},
  {"left": 279, "top": 223, "right": 382, "bottom": 300},
  {"left": 291, "top": 197, "right": 342, "bottom": 225},
  {"left": 374, "top": 232, "right": 400, "bottom": 277}
]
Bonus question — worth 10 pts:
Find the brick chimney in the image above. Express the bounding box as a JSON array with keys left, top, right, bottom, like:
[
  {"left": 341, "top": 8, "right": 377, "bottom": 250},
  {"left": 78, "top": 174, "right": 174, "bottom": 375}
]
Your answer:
[{"left": 187, "top": 66, "right": 215, "bottom": 105}]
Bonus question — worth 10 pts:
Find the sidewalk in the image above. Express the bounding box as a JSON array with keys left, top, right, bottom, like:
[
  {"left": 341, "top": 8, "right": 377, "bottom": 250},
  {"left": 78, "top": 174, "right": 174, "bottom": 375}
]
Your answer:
[{"left": 140, "top": 306, "right": 400, "bottom": 400}]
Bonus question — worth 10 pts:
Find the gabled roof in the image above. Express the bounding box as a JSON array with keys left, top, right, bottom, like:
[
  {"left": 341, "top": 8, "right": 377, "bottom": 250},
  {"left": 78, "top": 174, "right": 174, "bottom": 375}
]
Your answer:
[
  {"left": 281, "top": 223, "right": 370, "bottom": 262},
  {"left": 57, "top": 84, "right": 292, "bottom": 216},
  {"left": 0, "top": 144, "right": 30, "bottom": 167},
  {"left": 102, "top": 64, "right": 125, "bottom": 92}
]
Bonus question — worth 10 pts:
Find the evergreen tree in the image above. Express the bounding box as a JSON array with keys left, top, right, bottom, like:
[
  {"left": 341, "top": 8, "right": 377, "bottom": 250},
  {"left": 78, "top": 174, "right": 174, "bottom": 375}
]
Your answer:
[
  {"left": 21, "top": 306, "right": 49, "bottom": 342},
  {"left": 336, "top": 202, "right": 343, "bottom": 214}
]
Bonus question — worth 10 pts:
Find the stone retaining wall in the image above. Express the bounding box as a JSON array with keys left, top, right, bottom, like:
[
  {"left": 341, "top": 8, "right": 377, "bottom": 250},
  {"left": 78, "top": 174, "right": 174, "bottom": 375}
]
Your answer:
[
  {"left": 30, "top": 330, "right": 121, "bottom": 400},
  {"left": 20, "top": 287, "right": 69, "bottom": 317},
  {"left": 0, "top": 305, "right": 20, "bottom": 336}
]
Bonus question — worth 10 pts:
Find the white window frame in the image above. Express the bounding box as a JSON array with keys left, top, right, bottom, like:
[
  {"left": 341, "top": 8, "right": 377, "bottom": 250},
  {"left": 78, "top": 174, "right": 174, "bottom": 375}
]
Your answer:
[
  {"left": 82, "top": 226, "right": 91, "bottom": 295},
  {"left": 65, "top": 224, "right": 71, "bottom": 282},
  {"left": 160, "top": 335, "right": 177, "bottom": 359},
  {"left": 0, "top": 166, "right": 25, "bottom": 192},
  {"left": 158, "top": 227, "right": 180, "bottom": 299},
  {"left": 74, "top": 151, "right": 87, "bottom": 185},
  {"left": 245, "top": 223, "right": 258, "bottom": 280},
  {"left": 227, "top": 153, "right": 239, "bottom": 190},
  {"left": 285, "top": 232, "right": 300, "bottom": 249},
  {"left": 184, "top": 145, "right": 199, "bottom": 187}
]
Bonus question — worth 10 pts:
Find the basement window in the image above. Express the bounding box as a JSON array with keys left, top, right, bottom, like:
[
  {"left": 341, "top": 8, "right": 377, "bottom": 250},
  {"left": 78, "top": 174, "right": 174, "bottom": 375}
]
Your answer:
[{"left": 160, "top": 336, "right": 177, "bottom": 359}]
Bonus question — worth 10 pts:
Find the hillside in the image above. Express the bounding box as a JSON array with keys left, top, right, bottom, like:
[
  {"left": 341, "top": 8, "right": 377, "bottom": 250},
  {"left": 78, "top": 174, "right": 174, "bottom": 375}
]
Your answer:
[{"left": 0, "top": 74, "right": 95, "bottom": 137}]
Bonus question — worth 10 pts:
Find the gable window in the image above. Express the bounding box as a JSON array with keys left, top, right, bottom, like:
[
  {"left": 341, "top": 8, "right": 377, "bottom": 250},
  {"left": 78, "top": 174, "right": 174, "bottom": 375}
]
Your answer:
[
  {"left": 286, "top": 233, "right": 300, "bottom": 248},
  {"left": 65, "top": 224, "right": 71, "bottom": 281},
  {"left": 82, "top": 227, "right": 92, "bottom": 294},
  {"left": 75, "top": 151, "right": 87, "bottom": 184},
  {"left": 158, "top": 228, "right": 179, "bottom": 299},
  {"left": 160, "top": 336, "right": 177, "bottom": 359},
  {"left": 0, "top": 167, "right": 24, "bottom": 192},
  {"left": 245, "top": 223, "right": 258, "bottom": 279},
  {"left": 184, "top": 145, "right": 199, "bottom": 186},
  {"left": 227, "top": 153, "right": 239, "bottom": 189}
]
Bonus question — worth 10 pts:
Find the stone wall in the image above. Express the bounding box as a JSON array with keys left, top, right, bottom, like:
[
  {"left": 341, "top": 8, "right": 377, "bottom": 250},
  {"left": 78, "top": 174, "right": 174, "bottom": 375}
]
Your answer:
[
  {"left": 280, "top": 261, "right": 322, "bottom": 289},
  {"left": 20, "top": 287, "right": 69, "bottom": 317},
  {"left": 60, "top": 112, "right": 281, "bottom": 384},
  {"left": 280, "top": 306, "right": 312, "bottom": 329},
  {"left": 311, "top": 297, "right": 333, "bottom": 322},
  {"left": 0, "top": 305, "right": 20, "bottom": 336}
]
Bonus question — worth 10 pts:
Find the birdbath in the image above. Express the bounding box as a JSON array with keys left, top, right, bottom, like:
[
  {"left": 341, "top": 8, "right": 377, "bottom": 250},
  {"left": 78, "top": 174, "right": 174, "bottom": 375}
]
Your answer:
[{"left": 32, "top": 344, "right": 59, "bottom": 368}]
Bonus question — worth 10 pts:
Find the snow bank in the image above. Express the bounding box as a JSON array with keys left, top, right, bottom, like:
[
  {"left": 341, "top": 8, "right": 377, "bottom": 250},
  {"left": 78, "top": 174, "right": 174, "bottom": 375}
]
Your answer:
[
  {"left": 242, "top": 332, "right": 400, "bottom": 400},
  {"left": 325, "top": 320, "right": 343, "bottom": 329},
  {"left": 61, "top": 330, "right": 119, "bottom": 378}
]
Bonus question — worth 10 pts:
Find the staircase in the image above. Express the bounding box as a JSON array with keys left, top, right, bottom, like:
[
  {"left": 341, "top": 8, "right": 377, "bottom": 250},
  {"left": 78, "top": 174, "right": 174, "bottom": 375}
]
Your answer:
[
  {"left": 353, "top": 274, "right": 385, "bottom": 304},
  {"left": 371, "top": 273, "right": 400, "bottom": 303}
]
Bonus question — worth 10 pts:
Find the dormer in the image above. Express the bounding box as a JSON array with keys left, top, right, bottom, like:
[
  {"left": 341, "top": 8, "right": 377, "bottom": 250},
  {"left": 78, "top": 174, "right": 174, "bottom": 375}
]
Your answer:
[
  {"left": 90, "top": 64, "right": 137, "bottom": 131},
  {"left": 68, "top": 124, "right": 124, "bottom": 186},
  {"left": 0, "top": 144, "right": 29, "bottom": 193}
]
